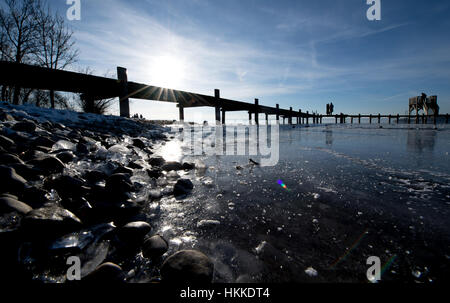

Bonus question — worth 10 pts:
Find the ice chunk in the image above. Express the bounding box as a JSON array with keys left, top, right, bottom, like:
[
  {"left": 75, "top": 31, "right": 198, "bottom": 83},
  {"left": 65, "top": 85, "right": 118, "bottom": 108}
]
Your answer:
[
  {"left": 197, "top": 219, "right": 220, "bottom": 228},
  {"left": 52, "top": 140, "right": 76, "bottom": 151},
  {"left": 305, "top": 267, "right": 318, "bottom": 277}
]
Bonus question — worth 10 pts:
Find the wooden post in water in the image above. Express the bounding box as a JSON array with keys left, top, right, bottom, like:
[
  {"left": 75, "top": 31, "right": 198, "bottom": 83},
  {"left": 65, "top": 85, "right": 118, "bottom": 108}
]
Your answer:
[
  {"left": 408, "top": 113, "right": 411, "bottom": 124},
  {"left": 388, "top": 115, "right": 391, "bottom": 124},
  {"left": 222, "top": 108, "right": 226, "bottom": 125},
  {"left": 369, "top": 114, "right": 372, "bottom": 124},
  {"left": 265, "top": 113, "right": 268, "bottom": 124},
  {"left": 276, "top": 104, "right": 280, "bottom": 123},
  {"left": 178, "top": 105, "right": 184, "bottom": 122},
  {"left": 215, "top": 89, "right": 221, "bottom": 124},
  {"left": 299, "top": 110, "right": 302, "bottom": 124},
  {"left": 421, "top": 113, "right": 425, "bottom": 124},
  {"left": 378, "top": 113, "right": 381, "bottom": 124},
  {"left": 396, "top": 114, "right": 399, "bottom": 124},
  {"left": 335, "top": 115, "right": 338, "bottom": 124},
  {"left": 289, "top": 107, "right": 293, "bottom": 125},
  {"left": 254, "top": 99, "right": 259, "bottom": 125},
  {"left": 358, "top": 114, "right": 361, "bottom": 124},
  {"left": 117, "top": 67, "right": 130, "bottom": 118},
  {"left": 306, "top": 111, "right": 309, "bottom": 124},
  {"left": 248, "top": 111, "right": 252, "bottom": 125},
  {"left": 446, "top": 114, "right": 449, "bottom": 124},
  {"left": 351, "top": 116, "right": 353, "bottom": 124}
]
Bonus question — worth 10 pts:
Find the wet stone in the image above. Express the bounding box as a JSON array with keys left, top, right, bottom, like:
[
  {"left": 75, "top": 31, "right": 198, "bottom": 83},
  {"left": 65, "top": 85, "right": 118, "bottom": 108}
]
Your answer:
[
  {"left": 161, "top": 250, "right": 214, "bottom": 284},
  {"left": 132, "top": 138, "right": 146, "bottom": 149},
  {"left": 12, "top": 120, "right": 36, "bottom": 133},
  {"left": 8, "top": 163, "right": 42, "bottom": 181},
  {"left": 0, "top": 153, "right": 24, "bottom": 165},
  {"left": 161, "top": 161, "right": 183, "bottom": 171},
  {"left": 33, "top": 136, "right": 55, "bottom": 148},
  {"left": 147, "top": 168, "right": 162, "bottom": 179},
  {"left": 55, "top": 150, "right": 74, "bottom": 163},
  {"left": 45, "top": 175, "right": 86, "bottom": 199},
  {"left": 142, "top": 235, "right": 168, "bottom": 259},
  {"left": 113, "top": 166, "right": 133, "bottom": 175},
  {"left": 116, "top": 221, "right": 151, "bottom": 244},
  {"left": 173, "top": 178, "right": 194, "bottom": 197},
  {"left": 84, "top": 170, "right": 107, "bottom": 184},
  {"left": 21, "top": 205, "right": 83, "bottom": 239},
  {"left": 0, "top": 195, "right": 33, "bottom": 215},
  {"left": 182, "top": 162, "right": 195, "bottom": 170},
  {"left": 28, "top": 155, "right": 65, "bottom": 175},
  {"left": 105, "top": 173, "right": 134, "bottom": 197},
  {"left": 0, "top": 165, "right": 27, "bottom": 195},
  {"left": 82, "top": 262, "right": 125, "bottom": 283},
  {"left": 148, "top": 156, "right": 165, "bottom": 167},
  {"left": 0, "top": 135, "right": 14, "bottom": 149}
]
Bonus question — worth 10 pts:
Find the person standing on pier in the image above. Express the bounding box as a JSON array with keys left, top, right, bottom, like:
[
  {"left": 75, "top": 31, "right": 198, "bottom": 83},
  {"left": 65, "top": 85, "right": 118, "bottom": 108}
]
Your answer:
[
  {"left": 329, "top": 102, "right": 334, "bottom": 115},
  {"left": 326, "top": 103, "right": 330, "bottom": 115}
]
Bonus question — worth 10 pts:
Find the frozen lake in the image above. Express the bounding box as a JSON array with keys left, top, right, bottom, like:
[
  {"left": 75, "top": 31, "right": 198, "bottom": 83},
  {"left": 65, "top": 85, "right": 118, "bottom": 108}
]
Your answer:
[{"left": 150, "top": 123, "right": 450, "bottom": 282}]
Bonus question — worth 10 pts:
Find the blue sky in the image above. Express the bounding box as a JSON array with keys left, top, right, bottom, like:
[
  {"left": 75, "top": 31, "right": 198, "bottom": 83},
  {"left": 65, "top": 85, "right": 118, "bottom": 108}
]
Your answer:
[{"left": 53, "top": 0, "right": 450, "bottom": 122}]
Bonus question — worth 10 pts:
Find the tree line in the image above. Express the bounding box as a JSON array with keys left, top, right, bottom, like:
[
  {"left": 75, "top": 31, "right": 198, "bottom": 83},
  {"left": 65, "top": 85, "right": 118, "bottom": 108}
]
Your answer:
[{"left": 0, "top": 0, "right": 113, "bottom": 113}]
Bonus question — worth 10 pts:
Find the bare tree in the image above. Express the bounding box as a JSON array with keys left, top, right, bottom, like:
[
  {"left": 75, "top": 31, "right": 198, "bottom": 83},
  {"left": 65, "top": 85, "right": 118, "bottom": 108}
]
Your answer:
[
  {"left": 34, "top": 4, "right": 79, "bottom": 108},
  {"left": 76, "top": 67, "right": 115, "bottom": 114},
  {"left": 0, "top": 0, "right": 41, "bottom": 104}
]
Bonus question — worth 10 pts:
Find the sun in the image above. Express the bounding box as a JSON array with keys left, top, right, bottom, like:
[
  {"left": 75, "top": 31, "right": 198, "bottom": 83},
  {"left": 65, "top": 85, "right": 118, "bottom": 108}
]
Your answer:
[{"left": 150, "top": 55, "right": 186, "bottom": 89}]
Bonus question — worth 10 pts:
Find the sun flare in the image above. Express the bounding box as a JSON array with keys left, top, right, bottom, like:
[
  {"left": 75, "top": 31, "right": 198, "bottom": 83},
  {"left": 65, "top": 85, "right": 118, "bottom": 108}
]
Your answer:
[{"left": 150, "top": 55, "right": 186, "bottom": 89}]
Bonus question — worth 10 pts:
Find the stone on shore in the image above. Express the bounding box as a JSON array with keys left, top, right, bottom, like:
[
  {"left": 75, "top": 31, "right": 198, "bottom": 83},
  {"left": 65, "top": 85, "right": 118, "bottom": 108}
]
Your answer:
[
  {"left": 21, "top": 205, "right": 83, "bottom": 238},
  {"left": 142, "top": 234, "right": 168, "bottom": 259},
  {"left": 148, "top": 156, "right": 165, "bottom": 167},
  {"left": 161, "top": 161, "right": 183, "bottom": 171},
  {"left": 0, "top": 195, "right": 33, "bottom": 215},
  {"left": 161, "top": 250, "right": 214, "bottom": 283},
  {"left": 82, "top": 262, "right": 125, "bottom": 283},
  {"left": 0, "top": 165, "right": 27, "bottom": 195},
  {"left": 173, "top": 178, "right": 194, "bottom": 197}
]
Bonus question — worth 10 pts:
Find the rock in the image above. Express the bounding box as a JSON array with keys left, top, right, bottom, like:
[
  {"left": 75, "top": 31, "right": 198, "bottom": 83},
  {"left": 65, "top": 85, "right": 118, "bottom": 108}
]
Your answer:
[
  {"left": 173, "top": 178, "right": 194, "bottom": 197},
  {"left": 161, "top": 250, "right": 214, "bottom": 284},
  {"left": 148, "top": 189, "right": 162, "bottom": 201},
  {"left": 44, "top": 175, "right": 86, "bottom": 199},
  {"left": 147, "top": 168, "right": 162, "bottom": 179},
  {"left": 55, "top": 150, "right": 74, "bottom": 163},
  {"left": 132, "top": 138, "right": 146, "bottom": 149},
  {"left": 116, "top": 221, "right": 151, "bottom": 244},
  {"left": 84, "top": 170, "right": 107, "bottom": 184},
  {"left": 82, "top": 262, "right": 125, "bottom": 283},
  {"left": 148, "top": 156, "right": 165, "bottom": 167},
  {"left": 21, "top": 205, "right": 83, "bottom": 238},
  {"left": 20, "top": 186, "right": 50, "bottom": 208},
  {"left": 182, "top": 162, "right": 195, "bottom": 170},
  {"left": 32, "top": 136, "right": 55, "bottom": 148},
  {"left": 8, "top": 163, "right": 42, "bottom": 180},
  {"left": 0, "top": 135, "right": 14, "bottom": 149},
  {"left": 142, "top": 235, "right": 168, "bottom": 259},
  {"left": 112, "top": 166, "right": 133, "bottom": 175},
  {"left": 197, "top": 220, "right": 220, "bottom": 229},
  {"left": 28, "top": 155, "right": 65, "bottom": 175},
  {"left": 0, "top": 195, "right": 32, "bottom": 215},
  {"left": 76, "top": 142, "right": 89, "bottom": 154},
  {"left": 161, "top": 161, "right": 183, "bottom": 171},
  {"left": 0, "top": 165, "right": 27, "bottom": 195},
  {"left": 0, "top": 112, "right": 14, "bottom": 121},
  {"left": 12, "top": 120, "right": 36, "bottom": 133},
  {"left": 105, "top": 173, "right": 133, "bottom": 195},
  {"left": 0, "top": 153, "right": 24, "bottom": 165}
]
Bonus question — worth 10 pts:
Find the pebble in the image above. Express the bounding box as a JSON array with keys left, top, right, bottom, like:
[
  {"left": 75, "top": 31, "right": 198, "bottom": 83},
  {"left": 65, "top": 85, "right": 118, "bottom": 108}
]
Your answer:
[
  {"left": 161, "top": 161, "right": 183, "bottom": 171},
  {"left": 116, "top": 221, "right": 151, "bottom": 243},
  {"left": 305, "top": 267, "right": 318, "bottom": 277},
  {"left": 21, "top": 205, "right": 83, "bottom": 238},
  {"left": 173, "top": 178, "right": 194, "bottom": 197},
  {"left": 82, "top": 262, "right": 125, "bottom": 283},
  {"left": 0, "top": 165, "right": 27, "bottom": 195},
  {"left": 142, "top": 234, "right": 168, "bottom": 259},
  {"left": 12, "top": 120, "right": 36, "bottom": 133},
  {"left": 0, "top": 195, "right": 33, "bottom": 215},
  {"left": 161, "top": 250, "right": 214, "bottom": 283}
]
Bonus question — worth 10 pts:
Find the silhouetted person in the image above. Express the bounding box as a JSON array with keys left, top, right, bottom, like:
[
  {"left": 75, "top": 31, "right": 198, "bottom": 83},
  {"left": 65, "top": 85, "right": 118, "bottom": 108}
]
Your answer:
[
  {"left": 329, "top": 102, "right": 334, "bottom": 115},
  {"left": 326, "top": 103, "right": 330, "bottom": 115}
]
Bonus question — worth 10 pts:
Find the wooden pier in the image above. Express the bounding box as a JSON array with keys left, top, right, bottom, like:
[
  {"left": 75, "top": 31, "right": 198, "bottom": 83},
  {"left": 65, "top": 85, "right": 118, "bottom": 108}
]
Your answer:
[{"left": 0, "top": 61, "right": 448, "bottom": 125}]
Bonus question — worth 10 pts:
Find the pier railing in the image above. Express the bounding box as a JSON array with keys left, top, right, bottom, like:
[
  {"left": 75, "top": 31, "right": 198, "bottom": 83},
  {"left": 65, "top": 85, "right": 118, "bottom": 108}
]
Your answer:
[{"left": 0, "top": 61, "right": 448, "bottom": 125}]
